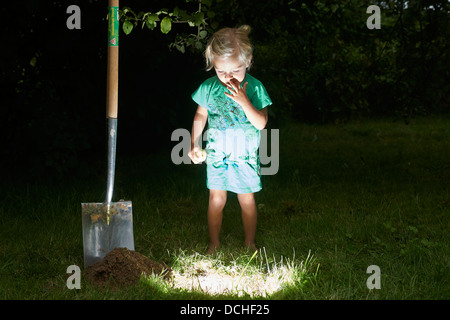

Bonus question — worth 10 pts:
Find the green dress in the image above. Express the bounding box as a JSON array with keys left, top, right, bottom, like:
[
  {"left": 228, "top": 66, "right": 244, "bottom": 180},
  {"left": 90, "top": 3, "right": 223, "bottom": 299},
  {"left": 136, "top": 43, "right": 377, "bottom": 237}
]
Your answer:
[{"left": 191, "top": 73, "right": 272, "bottom": 194}]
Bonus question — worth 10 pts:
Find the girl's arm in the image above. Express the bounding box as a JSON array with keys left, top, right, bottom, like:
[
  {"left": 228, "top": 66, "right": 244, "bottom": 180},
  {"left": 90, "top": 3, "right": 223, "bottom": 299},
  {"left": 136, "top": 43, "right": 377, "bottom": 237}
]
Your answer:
[
  {"left": 189, "top": 105, "right": 208, "bottom": 164},
  {"left": 240, "top": 103, "right": 268, "bottom": 130}
]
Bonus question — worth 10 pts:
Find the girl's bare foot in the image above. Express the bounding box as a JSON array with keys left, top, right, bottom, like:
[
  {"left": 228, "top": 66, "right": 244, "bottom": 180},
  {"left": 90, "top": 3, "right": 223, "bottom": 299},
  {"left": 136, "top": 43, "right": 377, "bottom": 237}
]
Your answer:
[
  {"left": 206, "top": 242, "right": 220, "bottom": 255},
  {"left": 245, "top": 242, "right": 257, "bottom": 252}
]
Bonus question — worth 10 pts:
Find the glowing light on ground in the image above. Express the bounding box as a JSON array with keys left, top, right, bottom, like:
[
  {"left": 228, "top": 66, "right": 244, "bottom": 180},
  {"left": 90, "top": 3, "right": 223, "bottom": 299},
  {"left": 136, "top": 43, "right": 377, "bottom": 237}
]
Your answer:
[{"left": 167, "top": 249, "right": 314, "bottom": 298}]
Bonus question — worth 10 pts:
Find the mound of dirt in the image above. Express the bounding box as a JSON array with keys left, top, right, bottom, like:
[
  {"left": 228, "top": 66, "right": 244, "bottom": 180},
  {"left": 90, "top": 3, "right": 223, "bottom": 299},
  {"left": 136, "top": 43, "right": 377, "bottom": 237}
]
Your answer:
[{"left": 84, "top": 248, "right": 172, "bottom": 289}]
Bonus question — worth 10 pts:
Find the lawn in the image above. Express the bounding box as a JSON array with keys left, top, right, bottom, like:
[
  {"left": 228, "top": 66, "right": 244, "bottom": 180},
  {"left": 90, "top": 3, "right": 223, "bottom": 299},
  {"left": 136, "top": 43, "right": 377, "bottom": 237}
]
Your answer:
[{"left": 0, "top": 116, "right": 449, "bottom": 300}]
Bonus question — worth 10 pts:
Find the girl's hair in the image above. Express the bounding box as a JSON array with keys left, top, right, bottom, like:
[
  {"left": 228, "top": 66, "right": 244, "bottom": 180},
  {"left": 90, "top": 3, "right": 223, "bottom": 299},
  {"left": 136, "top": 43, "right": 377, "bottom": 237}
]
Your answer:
[{"left": 204, "top": 25, "right": 253, "bottom": 71}]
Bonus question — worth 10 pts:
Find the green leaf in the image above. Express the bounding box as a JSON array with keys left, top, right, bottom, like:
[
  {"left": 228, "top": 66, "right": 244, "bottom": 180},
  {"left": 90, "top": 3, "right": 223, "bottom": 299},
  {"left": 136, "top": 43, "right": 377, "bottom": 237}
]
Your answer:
[
  {"left": 122, "top": 7, "right": 131, "bottom": 15},
  {"left": 199, "top": 30, "right": 208, "bottom": 39},
  {"left": 160, "top": 16, "right": 172, "bottom": 34},
  {"left": 145, "top": 14, "right": 158, "bottom": 30},
  {"left": 186, "top": 37, "right": 195, "bottom": 46},
  {"left": 195, "top": 41, "right": 203, "bottom": 50},
  {"left": 145, "top": 20, "right": 156, "bottom": 30},
  {"left": 123, "top": 20, "right": 134, "bottom": 35},
  {"left": 156, "top": 9, "right": 169, "bottom": 15},
  {"left": 179, "top": 9, "right": 190, "bottom": 21},
  {"left": 148, "top": 13, "right": 159, "bottom": 22},
  {"left": 175, "top": 44, "right": 185, "bottom": 54},
  {"left": 193, "top": 12, "right": 204, "bottom": 26},
  {"left": 122, "top": 6, "right": 136, "bottom": 19}
]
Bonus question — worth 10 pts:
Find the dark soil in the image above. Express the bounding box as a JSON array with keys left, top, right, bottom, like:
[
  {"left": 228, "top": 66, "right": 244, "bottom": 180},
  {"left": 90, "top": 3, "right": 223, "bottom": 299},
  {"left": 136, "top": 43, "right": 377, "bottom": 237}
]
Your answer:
[{"left": 84, "top": 247, "right": 172, "bottom": 289}]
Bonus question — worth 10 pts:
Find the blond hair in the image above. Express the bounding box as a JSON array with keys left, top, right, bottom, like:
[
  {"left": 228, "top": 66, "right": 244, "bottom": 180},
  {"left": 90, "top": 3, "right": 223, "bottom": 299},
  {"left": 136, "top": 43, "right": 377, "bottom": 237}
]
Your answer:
[{"left": 204, "top": 25, "right": 253, "bottom": 71}]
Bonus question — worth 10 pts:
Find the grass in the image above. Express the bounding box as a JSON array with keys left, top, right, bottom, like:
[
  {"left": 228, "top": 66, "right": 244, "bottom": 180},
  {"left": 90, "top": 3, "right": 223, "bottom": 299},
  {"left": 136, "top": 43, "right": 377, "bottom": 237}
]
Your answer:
[
  {"left": 0, "top": 116, "right": 449, "bottom": 300},
  {"left": 140, "top": 248, "right": 318, "bottom": 299}
]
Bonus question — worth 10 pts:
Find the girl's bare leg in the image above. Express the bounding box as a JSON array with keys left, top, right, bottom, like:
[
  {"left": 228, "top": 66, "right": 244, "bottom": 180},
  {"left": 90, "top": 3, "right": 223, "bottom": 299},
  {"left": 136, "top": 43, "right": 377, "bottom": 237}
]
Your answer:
[
  {"left": 207, "top": 189, "right": 227, "bottom": 254},
  {"left": 237, "top": 193, "right": 258, "bottom": 251}
]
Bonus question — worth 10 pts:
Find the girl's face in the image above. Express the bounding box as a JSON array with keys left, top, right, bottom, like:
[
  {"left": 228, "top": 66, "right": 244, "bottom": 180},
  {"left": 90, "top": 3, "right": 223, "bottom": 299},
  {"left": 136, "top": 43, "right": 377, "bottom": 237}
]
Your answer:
[{"left": 214, "top": 53, "right": 250, "bottom": 86}]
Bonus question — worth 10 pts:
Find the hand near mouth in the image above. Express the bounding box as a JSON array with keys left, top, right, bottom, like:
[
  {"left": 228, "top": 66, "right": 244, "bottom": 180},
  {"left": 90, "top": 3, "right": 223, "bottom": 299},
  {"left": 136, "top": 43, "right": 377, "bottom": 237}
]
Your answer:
[{"left": 225, "top": 78, "right": 250, "bottom": 107}]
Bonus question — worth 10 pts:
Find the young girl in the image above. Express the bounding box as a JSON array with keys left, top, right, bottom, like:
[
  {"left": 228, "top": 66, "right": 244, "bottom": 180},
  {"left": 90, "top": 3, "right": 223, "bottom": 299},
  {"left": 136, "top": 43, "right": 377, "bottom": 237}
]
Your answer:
[{"left": 188, "top": 25, "right": 272, "bottom": 254}]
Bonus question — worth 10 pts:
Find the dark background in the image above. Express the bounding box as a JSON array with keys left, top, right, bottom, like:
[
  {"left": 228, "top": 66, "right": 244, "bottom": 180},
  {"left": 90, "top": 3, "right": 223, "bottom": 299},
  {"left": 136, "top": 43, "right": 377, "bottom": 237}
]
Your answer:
[{"left": 1, "top": 0, "right": 448, "bottom": 182}]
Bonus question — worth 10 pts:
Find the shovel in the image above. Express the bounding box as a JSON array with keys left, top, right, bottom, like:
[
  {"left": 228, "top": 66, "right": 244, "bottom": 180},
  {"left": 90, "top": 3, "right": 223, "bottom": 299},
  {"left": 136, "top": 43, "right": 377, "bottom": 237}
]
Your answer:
[{"left": 81, "top": 0, "right": 134, "bottom": 268}]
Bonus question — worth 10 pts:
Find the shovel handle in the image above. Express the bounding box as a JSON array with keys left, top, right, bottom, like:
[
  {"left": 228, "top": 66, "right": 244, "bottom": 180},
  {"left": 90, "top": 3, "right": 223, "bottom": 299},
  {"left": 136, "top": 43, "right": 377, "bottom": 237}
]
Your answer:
[
  {"left": 106, "top": 0, "right": 119, "bottom": 119},
  {"left": 106, "top": 0, "right": 119, "bottom": 204}
]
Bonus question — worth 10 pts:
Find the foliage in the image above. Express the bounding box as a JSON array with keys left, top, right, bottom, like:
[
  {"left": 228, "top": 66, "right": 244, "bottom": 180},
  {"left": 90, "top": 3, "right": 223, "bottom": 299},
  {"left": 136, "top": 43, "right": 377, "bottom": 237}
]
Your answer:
[
  {"left": 119, "top": 0, "right": 214, "bottom": 53},
  {"left": 115, "top": 0, "right": 449, "bottom": 122},
  {"left": 202, "top": 0, "right": 450, "bottom": 123}
]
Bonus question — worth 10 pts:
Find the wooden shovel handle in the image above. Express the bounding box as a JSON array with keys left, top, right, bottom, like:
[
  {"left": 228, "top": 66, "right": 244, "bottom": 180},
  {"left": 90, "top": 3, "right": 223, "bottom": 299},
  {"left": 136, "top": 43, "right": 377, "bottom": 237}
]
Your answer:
[
  {"left": 106, "top": 48, "right": 118, "bottom": 118},
  {"left": 106, "top": 0, "right": 119, "bottom": 119}
]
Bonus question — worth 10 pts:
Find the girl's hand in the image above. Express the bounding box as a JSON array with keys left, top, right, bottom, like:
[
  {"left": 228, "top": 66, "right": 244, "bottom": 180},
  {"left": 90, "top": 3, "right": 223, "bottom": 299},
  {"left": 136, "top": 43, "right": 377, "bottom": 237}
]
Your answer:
[
  {"left": 225, "top": 78, "right": 250, "bottom": 107},
  {"left": 188, "top": 147, "right": 207, "bottom": 164}
]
